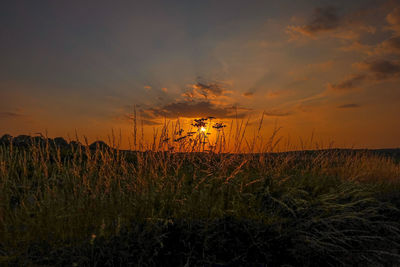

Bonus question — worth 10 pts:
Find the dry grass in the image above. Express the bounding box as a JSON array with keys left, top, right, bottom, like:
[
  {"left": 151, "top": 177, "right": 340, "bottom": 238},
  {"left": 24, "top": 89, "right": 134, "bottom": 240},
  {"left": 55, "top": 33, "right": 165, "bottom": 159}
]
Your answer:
[{"left": 0, "top": 122, "right": 400, "bottom": 266}]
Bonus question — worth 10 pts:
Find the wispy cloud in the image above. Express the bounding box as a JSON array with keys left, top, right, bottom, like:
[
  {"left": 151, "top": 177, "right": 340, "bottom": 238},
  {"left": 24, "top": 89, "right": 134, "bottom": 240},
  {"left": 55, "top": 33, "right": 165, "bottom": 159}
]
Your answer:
[
  {"left": 0, "top": 111, "right": 24, "bottom": 118},
  {"left": 182, "top": 79, "right": 230, "bottom": 100},
  {"left": 327, "top": 74, "right": 367, "bottom": 91},
  {"left": 122, "top": 113, "right": 162, "bottom": 126},
  {"left": 339, "top": 6, "right": 400, "bottom": 56},
  {"left": 264, "top": 110, "right": 293, "bottom": 117},
  {"left": 374, "top": 36, "right": 400, "bottom": 55},
  {"left": 146, "top": 101, "right": 247, "bottom": 119},
  {"left": 139, "top": 119, "right": 162, "bottom": 126},
  {"left": 287, "top": 5, "right": 377, "bottom": 41},
  {"left": 339, "top": 41, "right": 373, "bottom": 54},
  {"left": 131, "top": 78, "right": 251, "bottom": 124},
  {"left": 242, "top": 91, "right": 254, "bottom": 97},
  {"left": 337, "top": 103, "right": 361, "bottom": 108},
  {"left": 288, "top": 6, "right": 340, "bottom": 37},
  {"left": 358, "top": 59, "right": 400, "bottom": 80},
  {"left": 328, "top": 59, "right": 400, "bottom": 91},
  {"left": 386, "top": 6, "right": 400, "bottom": 34}
]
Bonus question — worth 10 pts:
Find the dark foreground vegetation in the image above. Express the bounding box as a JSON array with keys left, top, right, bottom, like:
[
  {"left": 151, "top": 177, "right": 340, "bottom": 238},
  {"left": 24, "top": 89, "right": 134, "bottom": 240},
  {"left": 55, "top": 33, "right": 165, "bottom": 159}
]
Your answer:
[{"left": 1, "top": 135, "right": 400, "bottom": 266}]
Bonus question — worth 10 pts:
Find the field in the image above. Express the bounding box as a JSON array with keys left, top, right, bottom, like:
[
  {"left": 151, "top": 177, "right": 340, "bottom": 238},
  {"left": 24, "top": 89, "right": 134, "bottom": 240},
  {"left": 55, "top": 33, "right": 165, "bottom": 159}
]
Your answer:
[{"left": 1, "top": 133, "right": 400, "bottom": 266}]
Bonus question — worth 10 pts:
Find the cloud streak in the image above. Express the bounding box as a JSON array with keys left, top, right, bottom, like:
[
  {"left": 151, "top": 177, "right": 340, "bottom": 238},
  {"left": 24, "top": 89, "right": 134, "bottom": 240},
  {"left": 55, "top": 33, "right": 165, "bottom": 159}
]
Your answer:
[
  {"left": 328, "top": 59, "right": 400, "bottom": 90},
  {"left": 0, "top": 111, "right": 24, "bottom": 118},
  {"left": 358, "top": 59, "right": 400, "bottom": 80},
  {"left": 328, "top": 74, "right": 366, "bottom": 91},
  {"left": 264, "top": 110, "right": 292, "bottom": 117},
  {"left": 242, "top": 91, "right": 254, "bottom": 97},
  {"left": 337, "top": 103, "right": 361, "bottom": 108},
  {"left": 146, "top": 101, "right": 247, "bottom": 120}
]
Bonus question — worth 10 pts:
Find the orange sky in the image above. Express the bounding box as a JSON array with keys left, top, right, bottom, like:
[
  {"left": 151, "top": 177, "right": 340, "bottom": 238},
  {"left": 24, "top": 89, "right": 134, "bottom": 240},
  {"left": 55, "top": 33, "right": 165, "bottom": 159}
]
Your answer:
[{"left": 1, "top": 1, "right": 399, "bottom": 150}]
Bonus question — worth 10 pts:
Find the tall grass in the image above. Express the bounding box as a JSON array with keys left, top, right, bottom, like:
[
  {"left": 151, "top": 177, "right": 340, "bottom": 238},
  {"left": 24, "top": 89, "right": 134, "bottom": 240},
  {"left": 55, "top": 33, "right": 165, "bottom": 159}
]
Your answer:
[{"left": 0, "top": 122, "right": 400, "bottom": 265}]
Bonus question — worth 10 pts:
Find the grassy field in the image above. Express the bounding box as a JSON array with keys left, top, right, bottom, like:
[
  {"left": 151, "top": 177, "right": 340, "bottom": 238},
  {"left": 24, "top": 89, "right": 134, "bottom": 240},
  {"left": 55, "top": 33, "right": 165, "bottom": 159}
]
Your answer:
[{"left": 1, "top": 133, "right": 400, "bottom": 266}]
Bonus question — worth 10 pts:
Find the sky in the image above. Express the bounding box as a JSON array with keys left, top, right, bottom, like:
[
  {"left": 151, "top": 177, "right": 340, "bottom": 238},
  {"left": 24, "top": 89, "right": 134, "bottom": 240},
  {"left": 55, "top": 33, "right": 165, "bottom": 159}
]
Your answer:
[{"left": 1, "top": 0, "right": 400, "bottom": 149}]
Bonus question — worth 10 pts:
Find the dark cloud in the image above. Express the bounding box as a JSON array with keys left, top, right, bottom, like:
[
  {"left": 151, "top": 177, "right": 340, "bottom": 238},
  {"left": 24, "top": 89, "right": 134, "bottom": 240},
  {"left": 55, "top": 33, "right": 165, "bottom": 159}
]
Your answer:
[
  {"left": 196, "top": 82, "right": 224, "bottom": 97},
  {"left": 243, "top": 91, "right": 254, "bottom": 97},
  {"left": 287, "top": 6, "right": 341, "bottom": 37},
  {"left": 340, "top": 7, "right": 400, "bottom": 55},
  {"left": 329, "top": 59, "right": 400, "bottom": 91},
  {"left": 135, "top": 78, "right": 249, "bottom": 122},
  {"left": 287, "top": 5, "right": 380, "bottom": 40},
  {"left": 302, "top": 6, "right": 340, "bottom": 34},
  {"left": 0, "top": 111, "right": 23, "bottom": 118},
  {"left": 386, "top": 6, "right": 400, "bottom": 34},
  {"left": 337, "top": 103, "right": 361, "bottom": 108},
  {"left": 182, "top": 80, "right": 228, "bottom": 100},
  {"left": 146, "top": 101, "right": 247, "bottom": 119},
  {"left": 123, "top": 114, "right": 162, "bottom": 126},
  {"left": 124, "top": 112, "right": 162, "bottom": 126},
  {"left": 375, "top": 36, "right": 400, "bottom": 55},
  {"left": 365, "top": 59, "right": 400, "bottom": 80},
  {"left": 384, "top": 36, "right": 400, "bottom": 50},
  {"left": 328, "top": 74, "right": 366, "bottom": 90}
]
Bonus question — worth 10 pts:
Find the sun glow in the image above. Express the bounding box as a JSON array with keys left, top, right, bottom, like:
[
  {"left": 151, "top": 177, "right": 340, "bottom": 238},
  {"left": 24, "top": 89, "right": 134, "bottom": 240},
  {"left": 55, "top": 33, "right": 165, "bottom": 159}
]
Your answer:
[{"left": 200, "top": 127, "right": 207, "bottom": 133}]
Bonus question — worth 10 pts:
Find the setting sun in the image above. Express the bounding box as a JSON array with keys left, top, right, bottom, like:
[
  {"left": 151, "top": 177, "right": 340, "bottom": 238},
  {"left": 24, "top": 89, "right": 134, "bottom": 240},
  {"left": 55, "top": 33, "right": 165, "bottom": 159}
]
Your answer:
[{"left": 200, "top": 127, "right": 207, "bottom": 133}]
